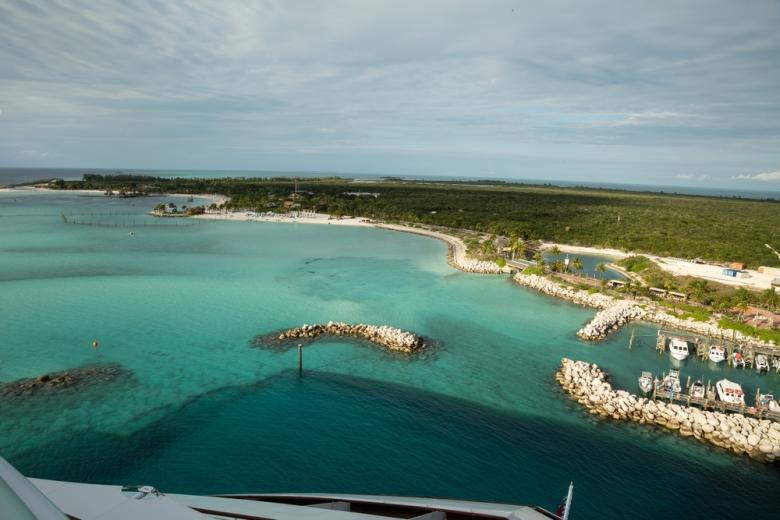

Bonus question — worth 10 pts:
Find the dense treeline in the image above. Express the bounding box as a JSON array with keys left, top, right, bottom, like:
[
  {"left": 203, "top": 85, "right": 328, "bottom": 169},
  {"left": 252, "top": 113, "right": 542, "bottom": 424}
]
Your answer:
[{"left": 52, "top": 175, "right": 780, "bottom": 267}]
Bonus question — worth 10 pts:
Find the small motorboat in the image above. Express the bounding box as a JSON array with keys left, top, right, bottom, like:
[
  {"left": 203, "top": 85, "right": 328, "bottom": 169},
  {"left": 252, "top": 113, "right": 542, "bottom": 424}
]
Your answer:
[
  {"left": 755, "top": 354, "right": 769, "bottom": 374},
  {"left": 689, "top": 379, "right": 706, "bottom": 399},
  {"left": 637, "top": 371, "right": 654, "bottom": 395},
  {"left": 669, "top": 338, "right": 689, "bottom": 361},
  {"left": 660, "top": 370, "right": 682, "bottom": 394},
  {"left": 715, "top": 379, "right": 745, "bottom": 405},
  {"left": 708, "top": 345, "right": 725, "bottom": 363},
  {"left": 731, "top": 352, "right": 745, "bottom": 369},
  {"left": 758, "top": 394, "right": 780, "bottom": 413}
]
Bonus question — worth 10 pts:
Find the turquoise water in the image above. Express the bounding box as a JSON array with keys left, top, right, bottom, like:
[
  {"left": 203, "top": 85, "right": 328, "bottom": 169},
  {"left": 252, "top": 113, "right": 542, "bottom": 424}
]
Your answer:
[
  {"left": 1, "top": 191, "right": 778, "bottom": 519},
  {"left": 543, "top": 253, "right": 625, "bottom": 281}
]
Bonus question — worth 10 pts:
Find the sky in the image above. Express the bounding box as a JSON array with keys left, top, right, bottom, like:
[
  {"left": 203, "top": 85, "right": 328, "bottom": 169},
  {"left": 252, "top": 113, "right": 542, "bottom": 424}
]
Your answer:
[{"left": 1, "top": 1, "right": 779, "bottom": 190}]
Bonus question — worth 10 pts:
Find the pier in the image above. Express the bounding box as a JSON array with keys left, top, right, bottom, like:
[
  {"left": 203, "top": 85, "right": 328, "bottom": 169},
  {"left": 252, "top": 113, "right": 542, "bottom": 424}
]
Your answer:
[
  {"left": 556, "top": 358, "right": 780, "bottom": 462},
  {"left": 650, "top": 373, "right": 780, "bottom": 421},
  {"left": 655, "top": 330, "right": 780, "bottom": 371}
]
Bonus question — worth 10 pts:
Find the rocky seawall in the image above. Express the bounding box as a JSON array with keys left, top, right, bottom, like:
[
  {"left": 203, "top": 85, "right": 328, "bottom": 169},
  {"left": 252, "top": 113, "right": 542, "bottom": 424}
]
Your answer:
[
  {"left": 265, "top": 322, "right": 426, "bottom": 353},
  {"left": 513, "top": 273, "right": 613, "bottom": 308},
  {"left": 576, "top": 301, "right": 646, "bottom": 340},
  {"left": 514, "top": 272, "right": 777, "bottom": 349},
  {"left": 556, "top": 358, "right": 780, "bottom": 463}
]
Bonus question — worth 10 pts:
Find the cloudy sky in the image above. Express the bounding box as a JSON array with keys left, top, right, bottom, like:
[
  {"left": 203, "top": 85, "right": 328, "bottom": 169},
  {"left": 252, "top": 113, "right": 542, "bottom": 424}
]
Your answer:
[{"left": 1, "top": 1, "right": 779, "bottom": 189}]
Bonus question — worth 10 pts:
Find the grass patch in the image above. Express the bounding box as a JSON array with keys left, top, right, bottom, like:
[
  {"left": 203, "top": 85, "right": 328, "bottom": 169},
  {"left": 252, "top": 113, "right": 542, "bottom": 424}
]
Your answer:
[{"left": 718, "top": 318, "right": 780, "bottom": 343}]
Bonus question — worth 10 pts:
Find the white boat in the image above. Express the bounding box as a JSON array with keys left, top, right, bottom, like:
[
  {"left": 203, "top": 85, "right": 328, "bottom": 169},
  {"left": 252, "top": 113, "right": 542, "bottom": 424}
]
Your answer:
[
  {"left": 0, "top": 455, "right": 565, "bottom": 520},
  {"left": 715, "top": 379, "right": 745, "bottom": 405},
  {"left": 758, "top": 394, "right": 780, "bottom": 413},
  {"left": 660, "top": 369, "right": 682, "bottom": 394},
  {"left": 755, "top": 354, "right": 769, "bottom": 374},
  {"left": 668, "top": 338, "right": 689, "bottom": 361},
  {"left": 637, "top": 371, "right": 654, "bottom": 395},
  {"left": 708, "top": 345, "right": 725, "bottom": 363},
  {"left": 689, "top": 379, "right": 706, "bottom": 399},
  {"left": 731, "top": 351, "right": 745, "bottom": 369}
]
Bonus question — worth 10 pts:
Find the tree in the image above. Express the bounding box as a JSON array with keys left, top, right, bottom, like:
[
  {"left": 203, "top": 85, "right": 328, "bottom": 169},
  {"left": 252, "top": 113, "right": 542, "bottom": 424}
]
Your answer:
[
  {"left": 759, "top": 287, "right": 778, "bottom": 310},
  {"left": 596, "top": 263, "right": 607, "bottom": 279},
  {"left": 687, "top": 279, "right": 714, "bottom": 305},
  {"left": 549, "top": 245, "right": 561, "bottom": 255},
  {"left": 571, "top": 257, "right": 584, "bottom": 273}
]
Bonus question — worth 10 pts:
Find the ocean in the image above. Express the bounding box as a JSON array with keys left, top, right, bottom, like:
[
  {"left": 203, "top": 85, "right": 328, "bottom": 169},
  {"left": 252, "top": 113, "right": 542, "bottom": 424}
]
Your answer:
[{"left": 0, "top": 190, "right": 778, "bottom": 519}]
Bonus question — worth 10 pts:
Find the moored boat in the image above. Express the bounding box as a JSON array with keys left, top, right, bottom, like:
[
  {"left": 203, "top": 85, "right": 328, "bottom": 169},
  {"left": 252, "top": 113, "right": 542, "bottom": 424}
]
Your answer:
[
  {"left": 758, "top": 394, "right": 780, "bottom": 413},
  {"left": 689, "top": 379, "right": 706, "bottom": 399},
  {"left": 637, "top": 371, "right": 654, "bottom": 395},
  {"left": 715, "top": 379, "right": 745, "bottom": 405},
  {"left": 731, "top": 352, "right": 745, "bottom": 369},
  {"left": 669, "top": 338, "right": 689, "bottom": 361},
  {"left": 708, "top": 345, "right": 725, "bottom": 363},
  {"left": 754, "top": 354, "right": 769, "bottom": 374},
  {"left": 659, "top": 369, "right": 682, "bottom": 394}
]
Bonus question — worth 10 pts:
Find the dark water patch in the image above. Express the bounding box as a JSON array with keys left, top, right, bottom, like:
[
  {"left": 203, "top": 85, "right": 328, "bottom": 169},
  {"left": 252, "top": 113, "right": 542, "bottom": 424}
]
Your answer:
[
  {"left": 277, "top": 256, "right": 436, "bottom": 302},
  {"left": 7, "top": 370, "right": 780, "bottom": 519},
  {"left": 0, "top": 363, "right": 129, "bottom": 399}
]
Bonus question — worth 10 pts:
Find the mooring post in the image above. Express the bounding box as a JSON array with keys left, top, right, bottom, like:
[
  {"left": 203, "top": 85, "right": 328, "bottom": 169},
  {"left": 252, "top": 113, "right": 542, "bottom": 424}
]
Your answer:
[{"left": 297, "top": 344, "right": 303, "bottom": 376}]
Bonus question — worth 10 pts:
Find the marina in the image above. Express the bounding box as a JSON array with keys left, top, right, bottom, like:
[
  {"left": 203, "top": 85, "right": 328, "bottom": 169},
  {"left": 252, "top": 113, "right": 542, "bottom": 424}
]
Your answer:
[{"left": 655, "top": 331, "right": 780, "bottom": 372}]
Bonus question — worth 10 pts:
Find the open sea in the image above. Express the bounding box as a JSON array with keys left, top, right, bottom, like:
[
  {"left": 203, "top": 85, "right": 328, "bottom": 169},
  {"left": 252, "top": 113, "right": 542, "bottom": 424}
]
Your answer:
[{"left": 0, "top": 189, "right": 778, "bottom": 519}]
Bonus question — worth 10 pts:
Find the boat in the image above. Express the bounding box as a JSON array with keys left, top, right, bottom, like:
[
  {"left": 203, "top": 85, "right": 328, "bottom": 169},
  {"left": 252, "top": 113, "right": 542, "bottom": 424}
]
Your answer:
[
  {"left": 0, "top": 455, "right": 569, "bottom": 520},
  {"left": 637, "top": 371, "right": 654, "bottom": 395},
  {"left": 668, "top": 338, "right": 689, "bottom": 361},
  {"left": 689, "top": 379, "right": 706, "bottom": 399},
  {"left": 707, "top": 345, "right": 725, "bottom": 363},
  {"left": 715, "top": 379, "right": 745, "bottom": 405},
  {"left": 755, "top": 354, "right": 769, "bottom": 374},
  {"left": 659, "top": 369, "right": 682, "bottom": 394},
  {"left": 758, "top": 394, "right": 780, "bottom": 413},
  {"left": 731, "top": 351, "right": 745, "bottom": 369}
]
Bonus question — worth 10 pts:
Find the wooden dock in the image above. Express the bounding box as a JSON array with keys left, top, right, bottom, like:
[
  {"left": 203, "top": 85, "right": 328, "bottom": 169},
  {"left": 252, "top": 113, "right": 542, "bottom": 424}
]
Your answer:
[
  {"left": 651, "top": 377, "right": 780, "bottom": 422},
  {"left": 655, "top": 330, "right": 780, "bottom": 371}
]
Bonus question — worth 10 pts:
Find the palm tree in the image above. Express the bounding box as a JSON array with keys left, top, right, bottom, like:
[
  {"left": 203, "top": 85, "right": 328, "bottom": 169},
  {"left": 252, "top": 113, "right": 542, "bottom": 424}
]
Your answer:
[
  {"left": 595, "top": 263, "right": 607, "bottom": 279},
  {"left": 549, "top": 245, "right": 561, "bottom": 255},
  {"left": 571, "top": 257, "right": 584, "bottom": 274},
  {"left": 533, "top": 251, "right": 545, "bottom": 269},
  {"left": 759, "top": 287, "right": 778, "bottom": 310}
]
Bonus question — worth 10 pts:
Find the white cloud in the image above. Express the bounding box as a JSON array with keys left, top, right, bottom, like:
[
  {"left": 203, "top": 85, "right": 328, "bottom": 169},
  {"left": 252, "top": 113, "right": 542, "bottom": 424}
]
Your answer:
[{"left": 733, "top": 170, "right": 780, "bottom": 182}]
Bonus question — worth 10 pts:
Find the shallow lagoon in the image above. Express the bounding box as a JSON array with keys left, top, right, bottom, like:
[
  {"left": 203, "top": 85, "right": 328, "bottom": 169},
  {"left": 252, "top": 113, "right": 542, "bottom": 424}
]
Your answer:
[{"left": 0, "top": 191, "right": 778, "bottom": 519}]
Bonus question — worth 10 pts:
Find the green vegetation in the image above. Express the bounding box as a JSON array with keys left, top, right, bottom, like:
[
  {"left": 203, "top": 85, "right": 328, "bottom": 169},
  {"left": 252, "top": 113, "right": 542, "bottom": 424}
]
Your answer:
[
  {"left": 656, "top": 300, "right": 712, "bottom": 322},
  {"left": 618, "top": 255, "right": 653, "bottom": 273},
  {"left": 50, "top": 174, "right": 780, "bottom": 266},
  {"left": 495, "top": 257, "right": 506, "bottom": 268},
  {"left": 718, "top": 318, "right": 780, "bottom": 344}
]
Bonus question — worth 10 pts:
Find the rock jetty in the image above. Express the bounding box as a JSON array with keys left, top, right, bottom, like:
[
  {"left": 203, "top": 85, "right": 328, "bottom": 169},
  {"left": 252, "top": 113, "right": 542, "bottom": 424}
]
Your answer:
[
  {"left": 556, "top": 358, "right": 780, "bottom": 463},
  {"left": 513, "top": 273, "right": 613, "bottom": 308},
  {"left": 0, "top": 364, "right": 125, "bottom": 398},
  {"left": 576, "top": 301, "right": 646, "bottom": 340},
  {"left": 514, "top": 273, "right": 777, "bottom": 349},
  {"left": 272, "top": 322, "right": 426, "bottom": 353}
]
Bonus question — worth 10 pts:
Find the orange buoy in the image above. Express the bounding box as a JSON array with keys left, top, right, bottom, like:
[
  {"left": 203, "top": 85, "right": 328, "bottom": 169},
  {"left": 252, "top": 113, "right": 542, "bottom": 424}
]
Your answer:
[{"left": 92, "top": 340, "right": 99, "bottom": 349}]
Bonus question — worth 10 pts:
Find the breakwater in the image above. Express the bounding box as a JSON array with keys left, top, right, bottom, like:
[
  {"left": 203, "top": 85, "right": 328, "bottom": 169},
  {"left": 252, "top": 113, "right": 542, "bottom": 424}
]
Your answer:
[
  {"left": 556, "top": 358, "right": 780, "bottom": 463},
  {"left": 261, "top": 322, "right": 426, "bottom": 353},
  {"left": 514, "top": 273, "right": 777, "bottom": 349},
  {"left": 576, "top": 301, "right": 645, "bottom": 340}
]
